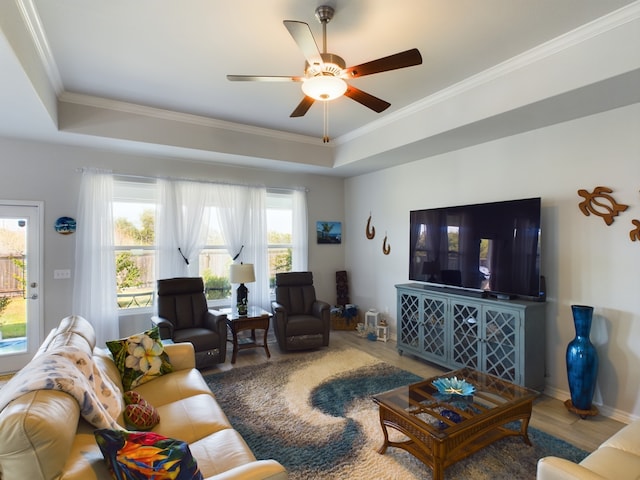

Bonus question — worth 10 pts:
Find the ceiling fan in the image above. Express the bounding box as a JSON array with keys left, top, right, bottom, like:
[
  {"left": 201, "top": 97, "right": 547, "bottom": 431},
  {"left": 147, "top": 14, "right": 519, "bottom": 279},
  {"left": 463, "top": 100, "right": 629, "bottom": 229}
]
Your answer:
[{"left": 227, "top": 5, "right": 422, "bottom": 142}]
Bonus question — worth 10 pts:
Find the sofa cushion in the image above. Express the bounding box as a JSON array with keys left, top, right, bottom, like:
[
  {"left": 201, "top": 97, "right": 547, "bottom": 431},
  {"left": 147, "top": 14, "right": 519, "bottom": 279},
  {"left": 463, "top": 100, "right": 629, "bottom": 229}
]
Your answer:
[
  {"left": 133, "top": 368, "right": 213, "bottom": 406},
  {"left": 36, "top": 316, "right": 96, "bottom": 358},
  {"left": 601, "top": 419, "right": 640, "bottom": 456},
  {"left": 55, "top": 315, "right": 97, "bottom": 349},
  {"left": 93, "top": 348, "right": 125, "bottom": 392},
  {"left": 106, "top": 326, "right": 173, "bottom": 391},
  {"left": 0, "top": 390, "right": 80, "bottom": 480},
  {"left": 152, "top": 394, "right": 232, "bottom": 443},
  {"left": 580, "top": 446, "right": 640, "bottom": 480},
  {"left": 94, "top": 429, "right": 203, "bottom": 480},
  {"left": 188, "top": 428, "right": 257, "bottom": 478}
]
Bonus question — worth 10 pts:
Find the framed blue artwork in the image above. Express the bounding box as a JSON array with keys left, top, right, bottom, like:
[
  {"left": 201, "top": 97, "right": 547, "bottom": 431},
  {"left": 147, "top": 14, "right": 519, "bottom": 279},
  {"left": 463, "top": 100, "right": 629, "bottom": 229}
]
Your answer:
[{"left": 317, "top": 221, "right": 341, "bottom": 244}]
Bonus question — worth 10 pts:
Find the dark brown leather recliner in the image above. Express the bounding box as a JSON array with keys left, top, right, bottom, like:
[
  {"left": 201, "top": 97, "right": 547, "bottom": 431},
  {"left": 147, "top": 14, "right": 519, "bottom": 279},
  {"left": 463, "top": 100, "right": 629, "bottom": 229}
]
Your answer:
[
  {"left": 271, "top": 272, "right": 330, "bottom": 351},
  {"left": 151, "top": 277, "right": 227, "bottom": 368}
]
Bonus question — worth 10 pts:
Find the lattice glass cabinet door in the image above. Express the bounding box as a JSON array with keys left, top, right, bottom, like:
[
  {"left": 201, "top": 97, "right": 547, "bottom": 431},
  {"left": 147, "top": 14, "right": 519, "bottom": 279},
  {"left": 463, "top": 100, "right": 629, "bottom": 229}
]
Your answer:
[
  {"left": 398, "top": 292, "right": 420, "bottom": 350},
  {"left": 483, "top": 307, "right": 518, "bottom": 384},
  {"left": 421, "top": 295, "right": 446, "bottom": 359},
  {"left": 450, "top": 301, "right": 481, "bottom": 370}
]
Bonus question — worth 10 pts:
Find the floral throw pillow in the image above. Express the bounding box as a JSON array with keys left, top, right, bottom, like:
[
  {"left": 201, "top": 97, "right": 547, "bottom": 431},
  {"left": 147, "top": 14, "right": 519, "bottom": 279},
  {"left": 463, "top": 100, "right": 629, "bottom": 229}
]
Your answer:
[
  {"left": 106, "top": 327, "right": 173, "bottom": 392},
  {"left": 94, "top": 429, "right": 203, "bottom": 480}
]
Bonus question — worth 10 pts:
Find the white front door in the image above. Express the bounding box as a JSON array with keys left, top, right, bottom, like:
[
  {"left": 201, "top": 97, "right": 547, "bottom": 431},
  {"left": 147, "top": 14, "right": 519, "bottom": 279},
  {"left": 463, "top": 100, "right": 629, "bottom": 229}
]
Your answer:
[{"left": 0, "top": 202, "right": 42, "bottom": 373}]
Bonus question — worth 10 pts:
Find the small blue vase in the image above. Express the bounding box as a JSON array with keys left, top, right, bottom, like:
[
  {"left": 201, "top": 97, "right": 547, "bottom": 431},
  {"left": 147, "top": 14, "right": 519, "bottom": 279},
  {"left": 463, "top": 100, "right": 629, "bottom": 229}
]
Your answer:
[{"left": 566, "top": 305, "right": 598, "bottom": 411}]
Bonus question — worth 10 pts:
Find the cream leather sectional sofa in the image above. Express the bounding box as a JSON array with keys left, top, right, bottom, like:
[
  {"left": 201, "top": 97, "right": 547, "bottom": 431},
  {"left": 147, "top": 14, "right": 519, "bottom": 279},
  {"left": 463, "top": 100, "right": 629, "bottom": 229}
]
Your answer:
[
  {"left": 537, "top": 418, "right": 640, "bottom": 480},
  {"left": 0, "top": 315, "right": 288, "bottom": 480}
]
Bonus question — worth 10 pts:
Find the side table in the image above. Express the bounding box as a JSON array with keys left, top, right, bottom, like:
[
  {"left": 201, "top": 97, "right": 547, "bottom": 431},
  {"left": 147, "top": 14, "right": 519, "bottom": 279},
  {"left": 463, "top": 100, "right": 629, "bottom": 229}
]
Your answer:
[{"left": 222, "top": 306, "right": 272, "bottom": 364}]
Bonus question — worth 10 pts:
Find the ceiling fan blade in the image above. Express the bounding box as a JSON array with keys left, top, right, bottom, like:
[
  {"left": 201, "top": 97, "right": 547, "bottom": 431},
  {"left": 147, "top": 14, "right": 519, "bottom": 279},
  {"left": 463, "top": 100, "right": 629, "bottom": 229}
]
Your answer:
[
  {"left": 227, "top": 75, "right": 303, "bottom": 82},
  {"left": 283, "top": 20, "right": 323, "bottom": 67},
  {"left": 343, "top": 48, "right": 422, "bottom": 78},
  {"left": 290, "top": 96, "right": 315, "bottom": 117},
  {"left": 344, "top": 85, "right": 391, "bottom": 113}
]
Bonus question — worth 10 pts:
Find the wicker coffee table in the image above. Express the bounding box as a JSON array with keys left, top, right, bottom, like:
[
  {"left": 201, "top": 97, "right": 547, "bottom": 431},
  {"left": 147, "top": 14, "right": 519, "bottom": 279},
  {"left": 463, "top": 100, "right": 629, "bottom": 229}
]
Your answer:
[{"left": 373, "top": 367, "right": 538, "bottom": 480}]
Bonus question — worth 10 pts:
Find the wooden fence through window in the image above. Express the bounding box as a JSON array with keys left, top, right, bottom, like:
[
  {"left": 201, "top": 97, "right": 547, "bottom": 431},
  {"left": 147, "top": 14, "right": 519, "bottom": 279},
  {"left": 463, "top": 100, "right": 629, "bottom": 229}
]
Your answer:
[{"left": 0, "top": 256, "right": 25, "bottom": 297}]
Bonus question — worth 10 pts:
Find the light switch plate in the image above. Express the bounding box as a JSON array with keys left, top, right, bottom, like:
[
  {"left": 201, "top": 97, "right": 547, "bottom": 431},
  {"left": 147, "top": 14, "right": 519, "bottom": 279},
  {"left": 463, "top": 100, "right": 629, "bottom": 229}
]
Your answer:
[{"left": 54, "top": 269, "right": 71, "bottom": 279}]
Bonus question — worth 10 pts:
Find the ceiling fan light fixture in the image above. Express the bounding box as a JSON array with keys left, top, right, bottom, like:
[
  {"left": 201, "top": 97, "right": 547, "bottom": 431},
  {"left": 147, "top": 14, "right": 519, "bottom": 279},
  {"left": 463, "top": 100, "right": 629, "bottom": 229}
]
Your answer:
[{"left": 302, "top": 75, "right": 347, "bottom": 101}]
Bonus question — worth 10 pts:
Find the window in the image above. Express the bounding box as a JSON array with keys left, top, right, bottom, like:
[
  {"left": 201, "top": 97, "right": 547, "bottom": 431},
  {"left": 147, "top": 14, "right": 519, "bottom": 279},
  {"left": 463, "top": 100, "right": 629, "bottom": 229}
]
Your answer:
[
  {"left": 113, "top": 180, "right": 297, "bottom": 310},
  {"left": 267, "top": 191, "right": 293, "bottom": 291},
  {"left": 198, "top": 212, "right": 232, "bottom": 302},
  {"left": 113, "top": 180, "right": 156, "bottom": 309}
]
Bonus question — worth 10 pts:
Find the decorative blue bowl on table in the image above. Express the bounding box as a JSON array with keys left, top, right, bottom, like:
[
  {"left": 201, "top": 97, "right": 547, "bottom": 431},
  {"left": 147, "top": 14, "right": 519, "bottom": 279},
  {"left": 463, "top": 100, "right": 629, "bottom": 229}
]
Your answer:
[{"left": 432, "top": 376, "right": 476, "bottom": 396}]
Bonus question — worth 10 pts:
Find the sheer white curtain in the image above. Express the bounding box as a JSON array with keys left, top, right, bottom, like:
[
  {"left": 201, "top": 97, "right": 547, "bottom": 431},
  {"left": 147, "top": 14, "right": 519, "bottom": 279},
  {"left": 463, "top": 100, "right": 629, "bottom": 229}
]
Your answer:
[
  {"left": 157, "top": 180, "right": 211, "bottom": 279},
  {"left": 72, "top": 169, "right": 119, "bottom": 347},
  {"left": 214, "top": 184, "right": 269, "bottom": 310},
  {"left": 291, "top": 189, "right": 308, "bottom": 271},
  {"left": 246, "top": 187, "right": 269, "bottom": 309}
]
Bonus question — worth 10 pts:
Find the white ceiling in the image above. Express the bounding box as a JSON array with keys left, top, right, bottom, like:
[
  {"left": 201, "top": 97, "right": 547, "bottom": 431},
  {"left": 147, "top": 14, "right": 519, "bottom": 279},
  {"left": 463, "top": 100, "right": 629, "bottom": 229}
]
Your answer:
[{"left": 1, "top": 0, "right": 639, "bottom": 176}]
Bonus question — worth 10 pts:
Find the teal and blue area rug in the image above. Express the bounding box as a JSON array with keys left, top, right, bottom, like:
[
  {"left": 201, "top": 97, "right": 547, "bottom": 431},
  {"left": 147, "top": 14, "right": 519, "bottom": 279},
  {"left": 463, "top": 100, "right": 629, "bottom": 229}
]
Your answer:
[{"left": 204, "top": 348, "right": 587, "bottom": 479}]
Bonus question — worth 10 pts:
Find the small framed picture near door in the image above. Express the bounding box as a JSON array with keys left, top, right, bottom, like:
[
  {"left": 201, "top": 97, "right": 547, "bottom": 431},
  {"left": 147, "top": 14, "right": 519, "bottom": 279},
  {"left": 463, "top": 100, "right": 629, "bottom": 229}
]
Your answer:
[{"left": 317, "top": 221, "right": 342, "bottom": 244}]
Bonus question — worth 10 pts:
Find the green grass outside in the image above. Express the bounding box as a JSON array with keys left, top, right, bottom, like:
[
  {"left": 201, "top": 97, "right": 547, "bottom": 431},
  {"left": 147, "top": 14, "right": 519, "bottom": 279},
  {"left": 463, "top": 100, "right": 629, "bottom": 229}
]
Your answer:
[{"left": 0, "top": 297, "right": 27, "bottom": 339}]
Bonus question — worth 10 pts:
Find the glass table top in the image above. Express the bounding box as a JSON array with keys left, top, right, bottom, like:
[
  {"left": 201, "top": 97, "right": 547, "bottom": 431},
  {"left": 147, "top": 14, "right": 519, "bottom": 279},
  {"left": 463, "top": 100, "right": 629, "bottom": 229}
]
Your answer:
[{"left": 373, "top": 367, "right": 538, "bottom": 435}]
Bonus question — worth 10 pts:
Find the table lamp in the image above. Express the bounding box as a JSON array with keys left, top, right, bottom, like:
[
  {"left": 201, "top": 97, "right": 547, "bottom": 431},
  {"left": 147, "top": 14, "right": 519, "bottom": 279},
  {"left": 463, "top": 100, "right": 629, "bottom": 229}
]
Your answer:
[{"left": 229, "top": 262, "right": 255, "bottom": 315}]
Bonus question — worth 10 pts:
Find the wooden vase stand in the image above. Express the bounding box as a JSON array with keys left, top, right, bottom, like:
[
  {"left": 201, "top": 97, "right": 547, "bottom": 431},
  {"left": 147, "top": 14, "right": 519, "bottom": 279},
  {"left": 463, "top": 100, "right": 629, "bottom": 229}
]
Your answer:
[{"left": 564, "top": 399, "right": 598, "bottom": 419}]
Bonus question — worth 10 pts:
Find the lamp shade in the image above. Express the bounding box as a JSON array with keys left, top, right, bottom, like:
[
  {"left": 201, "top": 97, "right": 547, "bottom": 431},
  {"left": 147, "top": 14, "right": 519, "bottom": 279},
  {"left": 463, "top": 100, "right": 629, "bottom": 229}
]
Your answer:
[
  {"left": 229, "top": 263, "right": 255, "bottom": 284},
  {"left": 301, "top": 76, "right": 347, "bottom": 101}
]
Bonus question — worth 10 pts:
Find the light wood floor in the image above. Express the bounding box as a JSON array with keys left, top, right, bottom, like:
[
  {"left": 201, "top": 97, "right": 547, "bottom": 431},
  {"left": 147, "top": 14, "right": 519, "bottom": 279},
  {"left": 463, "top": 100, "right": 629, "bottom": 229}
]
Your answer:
[{"left": 206, "top": 329, "right": 626, "bottom": 453}]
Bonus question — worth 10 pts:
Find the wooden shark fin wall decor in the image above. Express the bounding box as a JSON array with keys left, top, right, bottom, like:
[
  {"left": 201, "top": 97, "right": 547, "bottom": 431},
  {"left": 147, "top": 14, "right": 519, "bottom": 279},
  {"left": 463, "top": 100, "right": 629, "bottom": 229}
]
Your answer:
[{"left": 366, "top": 214, "right": 375, "bottom": 239}]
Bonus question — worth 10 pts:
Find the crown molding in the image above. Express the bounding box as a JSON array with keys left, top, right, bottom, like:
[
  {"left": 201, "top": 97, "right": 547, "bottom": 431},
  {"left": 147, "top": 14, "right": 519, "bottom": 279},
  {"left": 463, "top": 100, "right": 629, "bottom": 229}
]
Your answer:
[
  {"left": 335, "top": 0, "right": 640, "bottom": 145},
  {"left": 17, "top": 0, "right": 63, "bottom": 95},
  {"left": 21, "top": 0, "right": 325, "bottom": 147},
  {"left": 19, "top": 0, "right": 640, "bottom": 154}
]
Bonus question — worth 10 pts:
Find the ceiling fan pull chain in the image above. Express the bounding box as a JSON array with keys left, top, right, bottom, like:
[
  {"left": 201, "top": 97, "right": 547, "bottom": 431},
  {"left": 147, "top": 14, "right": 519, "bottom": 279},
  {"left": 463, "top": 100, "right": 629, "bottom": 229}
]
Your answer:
[{"left": 323, "top": 101, "right": 330, "bottom": 143}]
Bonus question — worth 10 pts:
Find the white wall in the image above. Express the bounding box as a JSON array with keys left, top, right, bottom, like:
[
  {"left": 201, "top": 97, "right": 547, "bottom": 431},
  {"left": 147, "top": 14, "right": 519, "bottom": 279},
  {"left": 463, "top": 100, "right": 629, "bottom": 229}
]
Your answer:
[
  {"left": 344, "top": 103, "right": 640, "bottom": 422},
  {"left": 0, "top": 137, "right": 345, "bottom": 336}
]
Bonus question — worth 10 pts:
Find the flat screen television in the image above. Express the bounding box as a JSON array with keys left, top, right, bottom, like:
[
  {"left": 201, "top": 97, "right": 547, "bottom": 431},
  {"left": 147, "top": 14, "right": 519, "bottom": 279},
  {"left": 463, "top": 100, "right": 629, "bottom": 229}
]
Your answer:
[{"left": 409, "top": 197, "right": 542, "bottom": 300}]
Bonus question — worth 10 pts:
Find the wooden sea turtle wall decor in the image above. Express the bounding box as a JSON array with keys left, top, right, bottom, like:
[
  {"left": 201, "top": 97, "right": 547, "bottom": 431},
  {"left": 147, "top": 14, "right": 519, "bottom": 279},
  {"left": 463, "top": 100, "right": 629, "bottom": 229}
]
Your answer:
[
  {"left": 630, "top": 219, "right": 640, "bottom": 242},
  {"left": 577, "top": 186, "right": 640, "bottom": 243},
  {"left": 577, "top": 186, "right": 628, "bottom": 226}
]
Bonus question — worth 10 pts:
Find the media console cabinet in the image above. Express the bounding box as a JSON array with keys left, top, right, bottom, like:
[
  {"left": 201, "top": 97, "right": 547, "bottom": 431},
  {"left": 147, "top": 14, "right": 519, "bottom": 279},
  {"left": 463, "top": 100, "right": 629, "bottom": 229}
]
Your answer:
[{"left": 396, "top": 283, "right": 546, "bottom": 391}]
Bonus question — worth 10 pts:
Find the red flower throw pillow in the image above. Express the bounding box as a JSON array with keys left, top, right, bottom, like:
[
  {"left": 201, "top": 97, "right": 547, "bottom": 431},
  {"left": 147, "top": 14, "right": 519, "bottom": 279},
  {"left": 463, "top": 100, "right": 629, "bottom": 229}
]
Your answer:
[{"left": 94, "top": 429, "right": 203, "bottom": 480}]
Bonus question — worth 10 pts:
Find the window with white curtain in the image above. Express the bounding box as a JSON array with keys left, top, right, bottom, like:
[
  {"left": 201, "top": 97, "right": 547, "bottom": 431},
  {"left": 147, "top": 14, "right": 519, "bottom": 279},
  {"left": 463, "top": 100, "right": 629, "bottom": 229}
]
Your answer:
[
  {"left": 266, "top": 190, "right": 293, "bottom": 293},
  {"left": 113, "top": 180, "right": 300, "bottom": 310},
  {"left": 113, "top": 179, "right": 156, "bottom": 310}
]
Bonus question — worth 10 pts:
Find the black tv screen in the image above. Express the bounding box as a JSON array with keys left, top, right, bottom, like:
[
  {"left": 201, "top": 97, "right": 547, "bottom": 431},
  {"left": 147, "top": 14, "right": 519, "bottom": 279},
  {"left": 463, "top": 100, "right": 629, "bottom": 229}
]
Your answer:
[{"left": 409, "top": 197, "right": 542, "bottom": 299}]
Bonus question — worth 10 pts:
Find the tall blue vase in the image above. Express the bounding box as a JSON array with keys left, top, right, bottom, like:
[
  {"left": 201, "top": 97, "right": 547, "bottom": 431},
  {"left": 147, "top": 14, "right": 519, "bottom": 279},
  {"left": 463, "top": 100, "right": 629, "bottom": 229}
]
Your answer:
[{"left": 566, "top": 305, "right": 598, "bottom": 412}]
